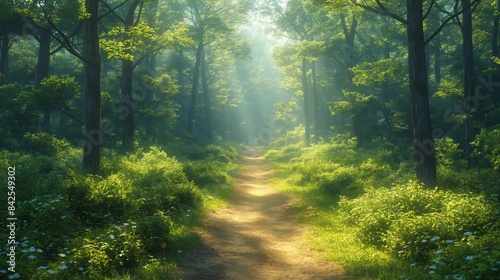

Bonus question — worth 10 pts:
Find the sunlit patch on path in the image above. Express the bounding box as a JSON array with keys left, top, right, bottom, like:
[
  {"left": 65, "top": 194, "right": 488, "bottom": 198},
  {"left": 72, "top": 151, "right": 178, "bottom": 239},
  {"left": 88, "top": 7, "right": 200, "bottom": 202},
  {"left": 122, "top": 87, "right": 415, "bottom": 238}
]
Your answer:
[{"left": 173, "top": 147, "right": 348, "bottom": 280}]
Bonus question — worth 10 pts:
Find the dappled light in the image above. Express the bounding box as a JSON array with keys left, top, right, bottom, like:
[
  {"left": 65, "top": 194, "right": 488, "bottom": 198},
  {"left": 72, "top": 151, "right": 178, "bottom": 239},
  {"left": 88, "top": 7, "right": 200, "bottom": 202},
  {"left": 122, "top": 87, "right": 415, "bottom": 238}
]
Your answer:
[{"left": 1, "top": 0, "right": 500, "bottom": 279}]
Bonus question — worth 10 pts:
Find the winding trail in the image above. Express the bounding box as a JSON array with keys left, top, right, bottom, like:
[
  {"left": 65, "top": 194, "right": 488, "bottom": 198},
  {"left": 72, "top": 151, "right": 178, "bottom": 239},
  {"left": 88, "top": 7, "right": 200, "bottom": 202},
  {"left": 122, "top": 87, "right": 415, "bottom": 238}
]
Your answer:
[{"left": 173, "top": 147, "right": 347, "bottom": 280}]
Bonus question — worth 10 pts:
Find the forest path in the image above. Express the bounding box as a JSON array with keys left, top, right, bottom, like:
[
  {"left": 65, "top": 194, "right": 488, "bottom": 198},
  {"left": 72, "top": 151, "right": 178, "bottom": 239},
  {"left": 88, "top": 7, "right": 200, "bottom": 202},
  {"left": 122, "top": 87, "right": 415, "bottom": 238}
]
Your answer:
[{"left": 172, "top": 147, "right": 348, "bottom": 280}]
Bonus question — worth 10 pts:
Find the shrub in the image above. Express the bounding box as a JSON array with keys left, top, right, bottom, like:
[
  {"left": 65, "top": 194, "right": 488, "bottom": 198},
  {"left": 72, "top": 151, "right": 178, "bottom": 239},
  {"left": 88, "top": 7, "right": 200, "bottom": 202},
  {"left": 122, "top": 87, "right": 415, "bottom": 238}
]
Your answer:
[
  {"left": 136, "top": 212, "right": 173, "bottom": 254},
  {"left": 71, "top": 223, "right": 145, "bottom": 277},
  {"left": 317, "top": 167, "right": 363, "bottom": 198},
  {"left": 340, "top": 181, "right": 497, "bottom": 264},
  {"left": 20, "top": 132, "right": 70, "bottom": 156},
  {"left": 183, "top": 160, "right": 231, "bottom": 187},
  {"left": 431, "top": 231, "right": 500, "bottom": 279}
]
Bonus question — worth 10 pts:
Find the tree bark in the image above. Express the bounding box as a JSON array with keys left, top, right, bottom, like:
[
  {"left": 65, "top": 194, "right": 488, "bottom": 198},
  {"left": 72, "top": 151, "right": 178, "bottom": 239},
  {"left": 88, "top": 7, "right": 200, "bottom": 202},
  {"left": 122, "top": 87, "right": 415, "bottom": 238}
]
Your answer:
[
  {"left": 35, "top": 27, "right": 52, "bottom": 132},
  {"left": 82, "top": 0, "right": 102, "bottom": 175},
  {"left": 121, "top": 0, "right": 140, "bottom": 151},
  {"left": 0, "top": 33, "right": 9, "bottom": 80},
  {"left": 434, "top": 35, "right": 441, "bottom": 84},
  {"left": 493, "top": 0, "right": 500, "bottom": 57},
  {"left": 407, "top": 0, "right": 437, "bottom": 187},
  {"left": 200, "top": 44, "right": 214, "bottom": 142},
  {"left": 462, "top": 0, "right": 476, "bottom": 168},
  {"left": 311, "top": 60, "right": 319, "bottom": 144},
  {"left": 187, "top": 40, "right": 203, "bottom": 136},
  {"left": 301, "top": 57, "right": 310, "bottom": 147}
]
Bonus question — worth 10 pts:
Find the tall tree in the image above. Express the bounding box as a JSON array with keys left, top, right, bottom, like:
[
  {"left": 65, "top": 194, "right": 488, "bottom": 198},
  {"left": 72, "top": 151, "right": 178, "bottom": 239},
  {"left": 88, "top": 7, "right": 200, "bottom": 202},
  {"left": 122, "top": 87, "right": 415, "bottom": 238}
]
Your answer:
[{"left": 82, "top": 0, "right": 102, "bottom": 174}]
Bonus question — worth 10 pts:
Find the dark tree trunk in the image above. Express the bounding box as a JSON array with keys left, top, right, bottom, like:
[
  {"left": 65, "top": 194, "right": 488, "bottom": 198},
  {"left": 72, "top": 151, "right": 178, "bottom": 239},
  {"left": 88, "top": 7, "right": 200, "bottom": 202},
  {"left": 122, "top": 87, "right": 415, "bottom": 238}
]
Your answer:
[
  {"left": 187, "top": 40, "right": 203, "bottom": 136},
  {"left": 493, "top": 0, "right": 500, "bottom": 57},
  {"left": 312, "top": 60, "right": 319, "bottom": 144},
  {"left": 434, "top": 35, "right": 441, "bottom": 84},
  {"left": 0, "top": 33, "right": 9, "bottom": 80},
  {"left": 121, "top": 0, "right": 140, "bottom": 151},
  {"left": 407, "top": 0, "right": 437, "bottom": 187},
  {"left": 35, "top": 28, "right": 52, "bottom": 132},
  {"left": 341, "top": 15, "right": 362, "bottom": 145},
  {"left": 82, "top": 0, "right": 102, "bottom": 175},
  {"left": 301, "top": 57, "right": 310, "bottom": 147},
  {"left": 200, "top": 45, "right": 214, "bottom": 142},
  {"left": 462, "top": 0, "right": 476, "bottom": 168}
]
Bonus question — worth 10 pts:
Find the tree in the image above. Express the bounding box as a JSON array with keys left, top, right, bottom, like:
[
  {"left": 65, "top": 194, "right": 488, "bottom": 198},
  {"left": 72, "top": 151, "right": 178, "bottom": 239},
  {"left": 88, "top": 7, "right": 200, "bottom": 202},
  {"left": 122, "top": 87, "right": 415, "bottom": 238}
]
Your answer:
[
  {"left": 184, "top": 0, "right": 249, "bottom": 141},
  {"left": 82, "top": 0, "right": 102, "bottom": 174}
]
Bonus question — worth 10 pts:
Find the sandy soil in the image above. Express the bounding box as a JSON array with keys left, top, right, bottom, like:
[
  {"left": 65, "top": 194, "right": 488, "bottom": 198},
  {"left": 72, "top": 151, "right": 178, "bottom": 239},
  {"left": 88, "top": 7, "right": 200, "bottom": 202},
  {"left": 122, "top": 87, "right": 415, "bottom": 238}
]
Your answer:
[{"left": 172, "top": 147, "right": 348, "bottom": 280}]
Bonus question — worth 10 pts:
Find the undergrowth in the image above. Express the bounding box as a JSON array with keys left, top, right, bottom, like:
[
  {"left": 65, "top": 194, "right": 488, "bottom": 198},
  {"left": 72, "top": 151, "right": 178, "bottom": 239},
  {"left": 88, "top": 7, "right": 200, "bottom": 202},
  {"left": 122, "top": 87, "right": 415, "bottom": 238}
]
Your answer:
[
  {"left": 0, "top": 133, "right": 240, "bottom": 279},
  {"left": 266, "top": 130, "right": 500, "bottom": 279}
]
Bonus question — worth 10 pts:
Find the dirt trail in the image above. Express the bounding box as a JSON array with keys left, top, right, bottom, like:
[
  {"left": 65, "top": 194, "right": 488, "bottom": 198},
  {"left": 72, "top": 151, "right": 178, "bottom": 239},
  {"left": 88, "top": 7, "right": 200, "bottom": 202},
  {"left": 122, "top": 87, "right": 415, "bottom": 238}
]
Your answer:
[{"left": 173, "top": 147, "right": 348, "bottom": 280}]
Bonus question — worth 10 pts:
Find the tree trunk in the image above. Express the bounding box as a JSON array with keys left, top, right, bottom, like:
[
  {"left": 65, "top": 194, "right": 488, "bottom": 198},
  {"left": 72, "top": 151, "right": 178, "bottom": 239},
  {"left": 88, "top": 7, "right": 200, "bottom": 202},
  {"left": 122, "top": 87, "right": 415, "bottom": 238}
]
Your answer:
[
  {"left": 407, "top": 0, "right": 437, "bottom": 187},
  {"left": 493, "top": 0, "right": 500, "bottom": 57},
  {"left": 187, "top": 40, "right": 203, "bottom": 136},
  {"left": 462, "top": 0, "right": 476, "bottom": 168},
  {"left": 0, "top": 33, "right": 9, "bottom": 81},
  {"left": 301, "top": 57, "right": 310, "bottom": 147},
  {"left": 312, "top": 60, "right": 319, "bottom": 144},
  {"left": 35, "top": 28, "right": 52, "bottom": 132},
  {"left": 121, "top": 0, "right": 140, "bottom": 151},
  {"left": 434, "top": 35, "right": 442, "bottom": 84},
  {"left": 200, "top": 44, "right": 214, "bottom": 142},
  {"left": 82, "top": 0, "right": 102, "bottom": 175}
]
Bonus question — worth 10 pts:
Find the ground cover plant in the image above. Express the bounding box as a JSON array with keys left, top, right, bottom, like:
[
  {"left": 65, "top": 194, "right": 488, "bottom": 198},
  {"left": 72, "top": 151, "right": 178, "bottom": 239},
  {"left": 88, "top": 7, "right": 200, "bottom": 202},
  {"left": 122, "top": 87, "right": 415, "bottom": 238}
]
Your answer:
[
  {"left": 265, "top": 131, "right": 500, "bottom": 279},
  {"left": 0, "top": 133, "right": 240, "bottom": 279}
]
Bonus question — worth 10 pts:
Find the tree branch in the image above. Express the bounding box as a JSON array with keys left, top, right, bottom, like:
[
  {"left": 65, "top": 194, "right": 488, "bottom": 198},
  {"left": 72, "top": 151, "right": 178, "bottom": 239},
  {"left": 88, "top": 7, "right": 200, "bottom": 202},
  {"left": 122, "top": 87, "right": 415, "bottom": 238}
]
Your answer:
[{"left": 425, "top": 0, "right": 482, "bottom": 45}]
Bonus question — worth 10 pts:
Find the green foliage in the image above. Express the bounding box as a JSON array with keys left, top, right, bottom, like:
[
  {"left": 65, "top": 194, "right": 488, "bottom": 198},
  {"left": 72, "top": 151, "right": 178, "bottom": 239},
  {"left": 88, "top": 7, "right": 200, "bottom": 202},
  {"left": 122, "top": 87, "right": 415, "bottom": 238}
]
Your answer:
[
  {"left": 71, "top": 223, "right": 145, "bottom": 277},
  {"left": 430, "top": 231, "right": 500, "bottom": 279},
  {"left": 0, "top": 84, "right": 38, "bottom": 145},
  {"left": 474, "top": 127, "right": 500, "bottom": 171},
  {"left": 317, "top": 167, "right": 363, "bottom": 198},
  {"left": 20, "top": 132, "right": 71, "bottom": 156},
  {"left": 136, "top": 212, "right": 173, "bottom": 254},
  {"left": 340, "top": 181, "right": 496, "bottom": 264},
  {"left": 0, "top": 141, "right": 235, "bottom": 279}
]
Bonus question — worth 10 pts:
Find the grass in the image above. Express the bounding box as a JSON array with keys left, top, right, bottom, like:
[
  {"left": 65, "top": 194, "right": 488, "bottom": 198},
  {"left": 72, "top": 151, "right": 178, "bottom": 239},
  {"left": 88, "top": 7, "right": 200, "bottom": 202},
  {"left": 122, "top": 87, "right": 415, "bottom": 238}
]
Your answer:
[{"left": 271, "top": 177, "right": 429, "bottom": 279}]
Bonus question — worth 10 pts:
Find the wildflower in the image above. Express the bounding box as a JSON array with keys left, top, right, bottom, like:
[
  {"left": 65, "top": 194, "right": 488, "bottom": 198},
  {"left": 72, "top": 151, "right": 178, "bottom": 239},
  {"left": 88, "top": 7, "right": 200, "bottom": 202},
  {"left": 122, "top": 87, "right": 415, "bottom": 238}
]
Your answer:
[
  {"left": 123, "top": 222, "right": 130, "bottom": 226},
  {"left": 0, "top": 270, "right": 6, "bottom": 273},
  {"left": 435, "top": 249, "right": 443, "bottom": 255},
  {"left": 465, "top": 256, "right": 473, "bottom": 261},
  {"left": 446, "top": 239, "right": 454, "bottom": 244},
  {"left": 422, "top": 239, "right": 428, "bottom": 243},
  {"left": 38, "top": 266, "right": 47, "bottom": 270},
  {"left": 429, "top": 270, "right": 435, "bottom": 275},
  {"left": 47, "top": 269, "right": 55, "bottom": 275},
  {"left": 28, "top": 246, "right": 36, "bottom": 252},
  {"left": 109, "top": 234, "right": 115, "bottom": 240},
  {"left": 429, "top": 265, "right": 437, "bottom": 270},
  {"left": 463, "top": 231, "right": 473, "bottom": 236},
  {"left": 8, "top": 273, "right": 20, "bottom": 279},
  {"left": 61, "top": 216, "right": 66, "bottom": 219},
  {"left": 78, "top": 267, "right": 84, "bottom": 271},
  {"left": 37, "top": 249, "right": 43, "bottom": 253},
  {"left": 58, "top": 253, "right": 66, "bottom": 257},
  {"left": 69, "top": 259, "right": 74, "bottom": 264},
  {"left": 492, "top": 268, "right": 498, "bottom": 271},
  {"left": 58, "top": 265, "right": 67, "bottom": 270},
  {"left": 28, "top": 255, "right": 36, "bottom": 260},
  {"left": 431, "top": 236, "right": 439, "bottom": 242}
]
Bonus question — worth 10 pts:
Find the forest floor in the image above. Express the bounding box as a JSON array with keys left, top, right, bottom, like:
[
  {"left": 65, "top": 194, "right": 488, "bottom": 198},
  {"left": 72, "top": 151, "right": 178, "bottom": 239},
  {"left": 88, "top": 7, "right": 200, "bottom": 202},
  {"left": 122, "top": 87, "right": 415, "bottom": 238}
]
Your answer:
[{"left": 172, "top": 147, "right": 348, "bottom": 280}]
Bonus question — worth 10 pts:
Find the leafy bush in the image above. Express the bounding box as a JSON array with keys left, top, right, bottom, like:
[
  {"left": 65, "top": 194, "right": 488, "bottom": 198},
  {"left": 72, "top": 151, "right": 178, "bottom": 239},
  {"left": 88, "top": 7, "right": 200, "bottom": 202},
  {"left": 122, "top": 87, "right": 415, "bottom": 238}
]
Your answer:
[
  {"left": 430, "top": 231, "right": 500, "bottom": 279},
  {"left": 183, "top": 160, "right": 231, "bottom": 187},
  {"left": 71, "top": 223, "right": 144, "bottom": 277},
  {"left": 20, "top": 132, "right": 71, "bottom": 156},
  {"left": 317, "top": 167, "right": 363, "bottom": 198},
  {"left": 474, "top": 127, "right": 500, "bottom": 171},
  {"left": 340, "top": 181, "right": 497, "bottom": 263},
  {"left": 136, "top": 212, "right": 173, "bottom": 254}
]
